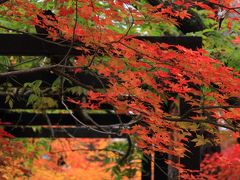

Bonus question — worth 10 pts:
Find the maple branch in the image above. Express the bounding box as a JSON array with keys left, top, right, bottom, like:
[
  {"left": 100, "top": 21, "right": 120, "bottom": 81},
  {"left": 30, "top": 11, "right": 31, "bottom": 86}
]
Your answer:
[
  {"left": 0, "top": 65, "right": 98, "bottom": 92},
  {"left": 61, "top": 99, "right": 118, "bottom": 135},
  {"left": 201, "top": 0, "right": 240, "bottom": 15},
  {"left": 52, "top": 68, "right": 97, "bottom": 91},
  {"left": 10, "top": 57, "right": 43, "bottom": 68},
  {"left": 115, "top": 6, "right": 135, "bottom": 43},
  {"left": 50, "top": 147, "right": 126, "bottom": 156},
  {"left": 164, "top": 116, "right": 237, "bottom": 132},
  {"left": 86, "top": 48, "right": 99, "bottom": 67},
  {"left": 181, "top": 105, "right": 240, "bottom": 119},
  {"left": 58, "top": 0, "right": 78, "bottom": 65},
  {"left": 86, "top": 69, "right": 107, "bottom": 90},
  {"left": 202, "top": 0, "right": 240, "bottom": 10},
  {"left": 76, "top": 96, "right": 110, "bottom": 133},
  {"left": 44, "top": 113, "right": 54, "bottom": 138},
  {"left": 116, "top": 41, "right": 157, "bottom": 62},
  {"left": 0, "top": 65, "right": 58, "bottom": 77},
  {"left": 127, "top": 104, "right": 238, "bottom": 131},
  {"left": 118, "top": 135, "right": 133, "bottom": 164}
]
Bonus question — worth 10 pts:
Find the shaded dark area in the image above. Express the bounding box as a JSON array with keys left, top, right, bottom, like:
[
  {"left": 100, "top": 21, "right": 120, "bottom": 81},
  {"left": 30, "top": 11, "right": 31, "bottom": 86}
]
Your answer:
[
  {"left": 179, "top": 98, "right": 201, "bottom": 172},
  {"left": 142, "top": 154, "right": 152, "bottom": 180},
  {"left": 0, "top": 70, "right": 108, "bottom": 89},
  {"left": 176, "top": 9, "right": 205, "bottom": 34},
  {"left": 147, "top": 0, "right": 205, "bottom": 34},
  {"left": 35, "top": 10, "right": 59, "bottom": 36},
  {"left": 0, "top": 111, "right": 132, "bottom": 126},
  {"left": 154, "top": 152, "right": 168, "bottom": 180},
  {"left": 3, "top": 127, "right": 125, "bottom": 138},
  {"left": 136, "top": 36, "right": 202, "bottom": 50},
  {"left": 0, "top": 0, "right": 8, "bottom": 4},
  {"left": 0, "top": 34, "right": 202, "bottom": 56},
  {"left": 0, "top": 34, "right": 81, "bottom": 56}
]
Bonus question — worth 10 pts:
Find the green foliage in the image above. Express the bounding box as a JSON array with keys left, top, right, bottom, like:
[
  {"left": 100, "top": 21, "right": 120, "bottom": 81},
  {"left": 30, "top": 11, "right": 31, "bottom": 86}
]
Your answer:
[
  {"left": 51, "top": 77, "right": 61, "bottom": 92},
  {"left": 28, "top": 96, "right": 58, "bottom": 109},
  {"left": 0, "top": 56, "right": 10, "bottom": 72},
  {"left": 24, "top": 80, "right": 42, "bottom": 95},
  {"left": 103, "top": 139, "right": 142, "bottom": 180},
  {"left": 192, "top": 134, "right": 211, "bottom": 147},
  {"left": 22, "top": 80, "right": 58, "bottom": 109},
  {"left": 9, "top": 138, "right": 51, "bottom": 167},
  {"left": 187, "top": 10, "right": 240, "bottom": 71},
  {"left": 5, "top": 94, "right": 13, "bottom": 108},
  {"left": 190, "top": 28, "right": 240, "bottom": 71},
  {"left": 0, "top": 56, "right": 48, "bottom": 74},
  {"left": 65, "top": 86, "right": 85, "bottom": 96}
]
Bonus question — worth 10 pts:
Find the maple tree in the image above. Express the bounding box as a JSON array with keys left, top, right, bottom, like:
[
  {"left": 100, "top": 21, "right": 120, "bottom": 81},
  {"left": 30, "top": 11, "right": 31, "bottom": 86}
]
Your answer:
[
  {"left": 0, "top": 0, "right": 240, "bottom": 179},
  {"left": 30, "top": 138, "right": 141, "bottom": 179},
  {"left": 199, "top": 144, "right": 240, "bottom": 179},
  {"left": 0, "top": 138, "right": 141, "bottom": 179},
  {"left": 0, "top": 138, "right": 51, "bottom": 179}
]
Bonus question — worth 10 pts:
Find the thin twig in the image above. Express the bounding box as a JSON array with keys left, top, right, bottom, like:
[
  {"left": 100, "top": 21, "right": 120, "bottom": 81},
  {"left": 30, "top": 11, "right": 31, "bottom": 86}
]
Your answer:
[
  {"left": 181, "top": 105, "right": 240, "bottom": 119},
  {"left": 203, "top": 0, "right": 240, "bottom": 15},
  {"left": 164, "top": 117, "right": 237, "bottom": 132},
  {"left": 58, "top": 0, "right": 78, "bottom": 65},
  {"left": 87, "top": 47, "right": 99, "bottom": 67},
  {"left": 0, "top": 65, "right": 58, "bottom": 77},
  {"left": 117, "top": 6, "right": 135, "bottom": 43},
  {"left": 61, "top": 99, "right": 118, "bottom": 135},
  {"left": 44, "top": 113, "right": 55, "bottom": 138},
  {"left": 78, "top": 96, "right": 109, "bottom": 133},
  {"left": 118, "top": 135, "right": 133, "bottom": 164},
  {"left": 52, "top": 68, "right": 96, "bottom": 91}
]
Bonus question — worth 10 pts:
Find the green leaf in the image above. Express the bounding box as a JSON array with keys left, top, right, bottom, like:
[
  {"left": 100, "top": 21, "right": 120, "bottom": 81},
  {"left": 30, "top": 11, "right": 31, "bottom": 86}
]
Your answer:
[
  {"left": 178, "top": 122, "right": 199, "bottom": 132},
  {"left": 27, "top": 94, "right": 39, "bottom": 106},
  {"left": 51, "top": 77, "right": 61, "bottom": 91},
  {"left": 192, "top": 134, "right": 211, "bottom": 147},
  {"left": 8, "top": 99, "right": 13, "bottom": 109},
  {"left": 5, "top": 95, "right": 14, "bottom": 108},
  {"left": 65, "top": 86, "right": 84, "bottom": 96},
  {"left": 32, "top": 126, "right": 41, "bottom": 133}
]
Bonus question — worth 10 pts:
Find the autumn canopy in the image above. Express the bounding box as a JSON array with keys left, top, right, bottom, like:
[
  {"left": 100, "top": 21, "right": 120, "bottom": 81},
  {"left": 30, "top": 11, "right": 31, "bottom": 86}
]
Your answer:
[{"left": 0, "top": 0, "right": 239, "bottom": 179}]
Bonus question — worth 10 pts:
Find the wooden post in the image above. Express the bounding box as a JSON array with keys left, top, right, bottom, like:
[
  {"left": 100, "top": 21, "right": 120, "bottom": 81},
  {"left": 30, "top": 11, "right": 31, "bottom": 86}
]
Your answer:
[
  {"left": 154, "top": 152, "right": 168, "bottom": 180},
  {"left": 142, "top": 154, "right": 152, "bottom": 180}
]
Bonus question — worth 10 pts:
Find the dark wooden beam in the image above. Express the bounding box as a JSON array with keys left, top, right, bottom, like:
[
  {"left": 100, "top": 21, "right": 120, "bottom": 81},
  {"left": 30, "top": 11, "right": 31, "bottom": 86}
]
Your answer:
[
  {"left": 154, "top": 152, "right": 168, "bottom": 180},
  {"left": 136, "top": 36, "right": 202, "bottom": 50},
  {"left": 3, "top": 126, "right": 125, "bottom": 138},
  {"left": 0, "top": 34, "right": 81, "bottom": 56},
  {"left": 179, "top": 98, "right": 201, "bottom": 172},
  {"left": 0, "top": 34, "right": 201, "bottom": 56},
  {"left": 142, "top": 154, "right": 152, "bottom": 180},
  {"left": 0, "top": 71, "right": 108, "bottom": 89},
  {"left": 0, "top": 111, "right": 132, "bottom": 126}
]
